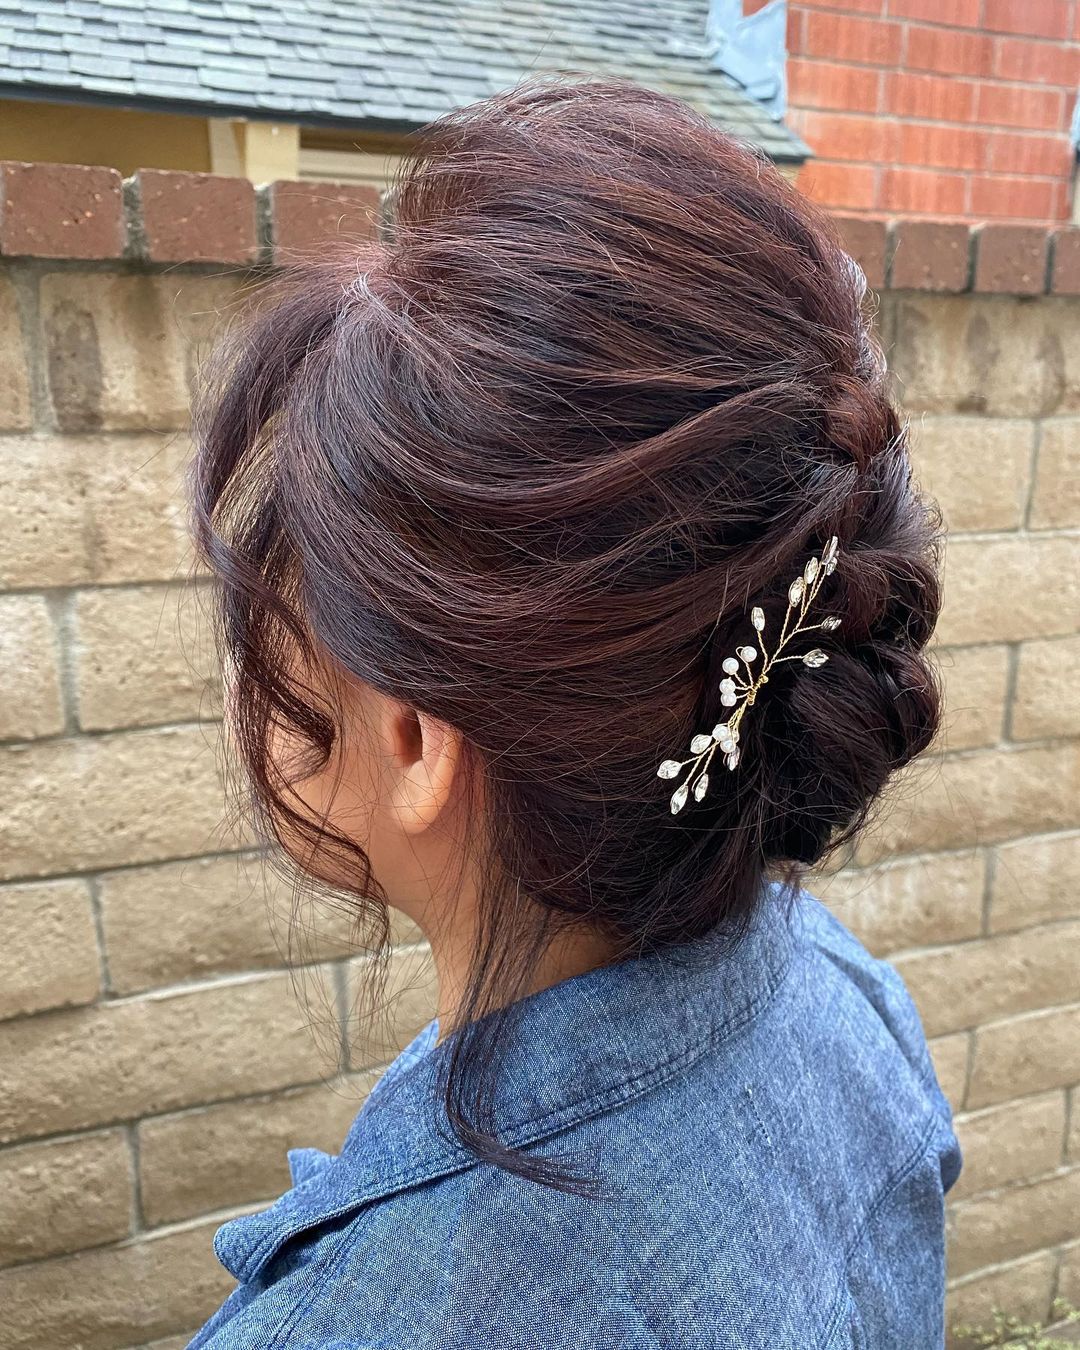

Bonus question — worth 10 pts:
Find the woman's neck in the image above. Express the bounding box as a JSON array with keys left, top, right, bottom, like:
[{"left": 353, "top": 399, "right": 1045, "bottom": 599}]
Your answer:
[{"left": 414, "top": 903, "right": 619, "bottom": 1044}]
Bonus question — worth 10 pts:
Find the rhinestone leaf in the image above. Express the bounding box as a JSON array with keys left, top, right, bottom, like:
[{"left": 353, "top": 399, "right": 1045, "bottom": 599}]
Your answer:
[
  {"left": 822, "top": 535, "right": 839, "bottom": 567},
  {"left": 693, "top": 773, "right": 709, "bottom": 802},
  {"left": 722, "top": 657, "right": 739, "bottom": 675},
  {"left": 725, "top": 748, "right": 741, "bottom": 770},
  {"left": 803, "top": 649, "right": 829, "bottom": 667},
  {"left": 690, "top": 733, "right": 712, "bottom": 754},
  {"left": 804, "top": 557, "right": 819, "bottom": 584},
  {"left": 821, "top": 616, "right": 841, "bottom": 631},
  {"left": 657, "top": 759, "right": 682, "bottom": 779},
  {"left": 751, "top": 607, "right": 765, "bottom": 632},
  {"left": 737, "top": 646, "right": 758, "bottom": 663},
  {"left": 670, "top": 783, "right": 689, "bottom": 814},
  {"left": 788, "top": 577, "right": 805, "bottom": 606}
]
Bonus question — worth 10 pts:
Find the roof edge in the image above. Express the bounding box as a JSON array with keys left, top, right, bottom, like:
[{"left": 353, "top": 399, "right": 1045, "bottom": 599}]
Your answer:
[{"left": 0, "top": 81, "right": 809, "bottom": 165}]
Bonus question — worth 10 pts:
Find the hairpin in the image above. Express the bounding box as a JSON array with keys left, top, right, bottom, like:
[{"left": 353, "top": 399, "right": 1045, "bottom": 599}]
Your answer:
[{"left": 658, "top": 536, "right": 841, "bottom": 814}]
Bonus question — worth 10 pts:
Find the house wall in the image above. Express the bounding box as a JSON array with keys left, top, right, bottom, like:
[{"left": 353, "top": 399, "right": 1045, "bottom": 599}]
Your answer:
[
  {"left": 0, "top": 165, "right": 1078, "bottom": 1347},
  {"left": 0, "top": 97, "right": 408, "bottom": 185},
  {"left": 0, "top": 97, "right": 213, "bottom": 175},
  {"left": 747, "top": 0, "right": 1080, "bottom": 224}
]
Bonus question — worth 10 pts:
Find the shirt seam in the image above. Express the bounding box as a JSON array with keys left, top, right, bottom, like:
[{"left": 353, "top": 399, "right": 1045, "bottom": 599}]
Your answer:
[
  {"left": 842, "top": 1114, "right": 943, "bottom": 1267},
  {"left": 816, "top": 1116, "right": 944, "bottom": 1350},
  {"left": 260, "top": 1210, "right": 372, "bottom": 1350}
]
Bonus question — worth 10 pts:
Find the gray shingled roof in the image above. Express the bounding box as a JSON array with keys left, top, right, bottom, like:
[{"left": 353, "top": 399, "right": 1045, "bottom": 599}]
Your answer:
[{"left": 0, "top": 0, "right": 808, "bottom": 163}]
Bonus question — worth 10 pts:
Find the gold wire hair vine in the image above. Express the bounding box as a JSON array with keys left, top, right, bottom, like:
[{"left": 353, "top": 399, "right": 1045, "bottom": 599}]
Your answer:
[{"left": 658, "top": 536, "right": 842, "bottom": 815}]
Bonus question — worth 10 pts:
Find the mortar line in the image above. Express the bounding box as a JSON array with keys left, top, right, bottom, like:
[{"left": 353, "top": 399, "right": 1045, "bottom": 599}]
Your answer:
[
  {"left": 0, "top": 844, "right": 259, "bottom": 890},
  {"left": 0, "top": 714, "right": 223, "bottom": 749},
  {"left": 960, "top": 1029, "right": 975, "bottom": 1114},
  {"left": 979, "top": 846, "right": 996, "bottom": 939},
  {"left": 44, "top": 587, "right": 82, "bottom": 737},
  {"left": 1048, "top": 1248, "right": 1062, "bottom": 1325},
  {"left": 0, "top": 577, "right": 214, "bottom": 604},
  {"left": 126, "top": 1122, "right": 146, "bottom": 1235},
  {"left": 1001, "top": 639, "right": 1024, "bottom": 749},
  {"left": 86, "top": 872, "right": 114, "bottom": 997},
  {"left": 0, "top": 1200, "right": 268, "bottom": 1276},
  {"left": 332, "top": 959, "right": 353, "bottom": 1073},
  {"left": 0, "top": 1070, "right": 381, "bottom": 1159},
  {"left": 7, "top": 263, "right": 52, "bottom": 433},
  {"left": 1022, "top": 410, "right": 1043, "bottom": 532},
  {"left": 948, "top": 1243, "right": 1061, "bottom": 1289}
]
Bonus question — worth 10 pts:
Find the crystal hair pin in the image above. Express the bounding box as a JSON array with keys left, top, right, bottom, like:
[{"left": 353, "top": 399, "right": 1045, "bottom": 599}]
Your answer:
[{"left": 658, "top": 536, "right": 841, "bottom": 815}]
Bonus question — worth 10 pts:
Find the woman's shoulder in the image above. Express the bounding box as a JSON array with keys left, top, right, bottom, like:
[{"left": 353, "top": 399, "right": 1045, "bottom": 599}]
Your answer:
[
  {"left": 788, "top": 892, "right": 957, "bottom": 1133},
  {"left": 189, "top": 1166, "right": 853, "bottom": 1350},
  {"left": 188, "top": 892, "right": 957, "bottom": 1350}
]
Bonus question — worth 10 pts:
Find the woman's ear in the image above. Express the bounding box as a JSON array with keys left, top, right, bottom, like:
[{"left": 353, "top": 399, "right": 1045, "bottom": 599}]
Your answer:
[{"left": 386, "top": 704, "right": 462, "bottom": 833}]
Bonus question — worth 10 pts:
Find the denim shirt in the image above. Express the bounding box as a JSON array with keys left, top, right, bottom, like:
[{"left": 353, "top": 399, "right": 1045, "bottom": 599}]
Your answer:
[{"left": 189, "top": 890, "right": 960, "bottom": 1349}]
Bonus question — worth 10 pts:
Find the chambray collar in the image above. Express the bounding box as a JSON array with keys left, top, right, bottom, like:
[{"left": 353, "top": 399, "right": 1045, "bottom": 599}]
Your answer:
[{"left": 215, "top": 884, "right": 798, "bottom": 1282}]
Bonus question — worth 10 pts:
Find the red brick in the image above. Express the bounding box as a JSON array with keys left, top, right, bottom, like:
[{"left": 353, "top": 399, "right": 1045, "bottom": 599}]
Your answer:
[
  {"left": 993, "top": 35, "right": 1080, "bottom": 86},
  {"left": 803, "top": 0, "right": 886, "bottom": 12},
  {"left": 832, "top": 215, "right": 888, "bottom": 288},
  {"left": 804, "top": 13, "right": 903, "bottom": 66},
  {"left": 984, "top": 0, "right": 1071, "bottom": 39},
  {"left": 133, "top": 170, "right": 257, "bottom": 265},
  {"left": 974, "top": 223, "right": 1050, "bottom": 293},
  {"left": 885, "top": 72, "right": 978, "bottom": 121},
  {"left": 788, "top": 59, "right": 882, "bottom": 114},
  {"left": 977, "top": 82, "right": 1067, "bottom": 131},
  {"left": 879, "top": 167, "right": 967, "bottom": 215},
  {"left": 986, "top": 130, "right": 1074, "bottom": 178},
  {"left": 797, "top": 161, "right": 878, "bottom": 212},
  {"left": 889, "top": 0, "right": 981, "bottom": 22},
  {"left": 905, "top": 25, "right": 993, "bottom": 76},
  {"left": 890, "top": 220, "right": 972, "bottom": 290},
  {"left": 787, "top": 6, "right": 806, "bottom": 56},
  {"left": 1051, "top": 228, "right": 1080, "bottom": 295},
  {"left": 789, "top": 111, "right": 897, "bottom": 163},
  {"left": 268, "top": 180, "right": 380, "bottom": 260},
  {"left": 969, "top": 175, "right": 1060, "bottom": 221},
  {"left": 0, "top": 161, "right": 124, "bottom": 260},
  {"left": 898, "top": 122, "right": 986, "bottom": 171}
]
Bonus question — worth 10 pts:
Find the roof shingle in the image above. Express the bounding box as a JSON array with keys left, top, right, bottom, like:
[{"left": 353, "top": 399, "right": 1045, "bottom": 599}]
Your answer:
[{"left": 0, "top": 0, "right": 808, "bottom": 162}]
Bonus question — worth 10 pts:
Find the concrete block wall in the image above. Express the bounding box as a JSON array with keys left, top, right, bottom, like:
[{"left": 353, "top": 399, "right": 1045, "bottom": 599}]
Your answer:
[{"left": 0, "top": 164, "right": 1078, "bottom": 1347}]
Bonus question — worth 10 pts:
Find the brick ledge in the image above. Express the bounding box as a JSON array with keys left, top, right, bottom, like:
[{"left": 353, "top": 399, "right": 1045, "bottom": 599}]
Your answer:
[{"left": 1, "top": 159, "right": 1078, "bottom": 296}]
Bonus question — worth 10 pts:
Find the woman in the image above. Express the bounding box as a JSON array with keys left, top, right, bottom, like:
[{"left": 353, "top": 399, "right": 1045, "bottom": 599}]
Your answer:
[{"left": 189, "top": 80, "right": 960, "bottom": 1349}]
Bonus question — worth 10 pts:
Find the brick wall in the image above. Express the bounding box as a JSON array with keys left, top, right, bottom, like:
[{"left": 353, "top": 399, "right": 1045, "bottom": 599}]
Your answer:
[
  {"left": 0, "top": 164, "right": 1079, "bottom": 1347},
  {"left": 766, "top": 0, "right": 1080, "bottom": 223}
]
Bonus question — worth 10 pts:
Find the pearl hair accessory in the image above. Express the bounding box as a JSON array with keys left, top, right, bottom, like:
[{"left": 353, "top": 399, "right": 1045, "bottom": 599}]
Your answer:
[{"left": 658, "top": 536, "right": 842, "bottom": 815}]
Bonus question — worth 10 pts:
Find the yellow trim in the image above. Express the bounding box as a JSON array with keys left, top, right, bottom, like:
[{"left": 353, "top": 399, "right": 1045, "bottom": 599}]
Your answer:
[
  {"left": 0, "top": 96, "right": 211, "bottom": 174},
  {"left": 243, "top": 121, "right": 300, "bottom": 183}
]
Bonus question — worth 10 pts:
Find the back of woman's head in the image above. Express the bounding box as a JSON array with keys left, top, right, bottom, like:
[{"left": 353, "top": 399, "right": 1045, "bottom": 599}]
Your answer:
[{"left": 193, "top": 78, "right": 941, "bottom": 1186}]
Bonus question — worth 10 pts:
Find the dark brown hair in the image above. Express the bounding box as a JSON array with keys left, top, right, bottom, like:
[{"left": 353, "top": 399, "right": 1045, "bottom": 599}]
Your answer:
[{"left": 192, "top": 79, "right": 941, "bottom": 1190}]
